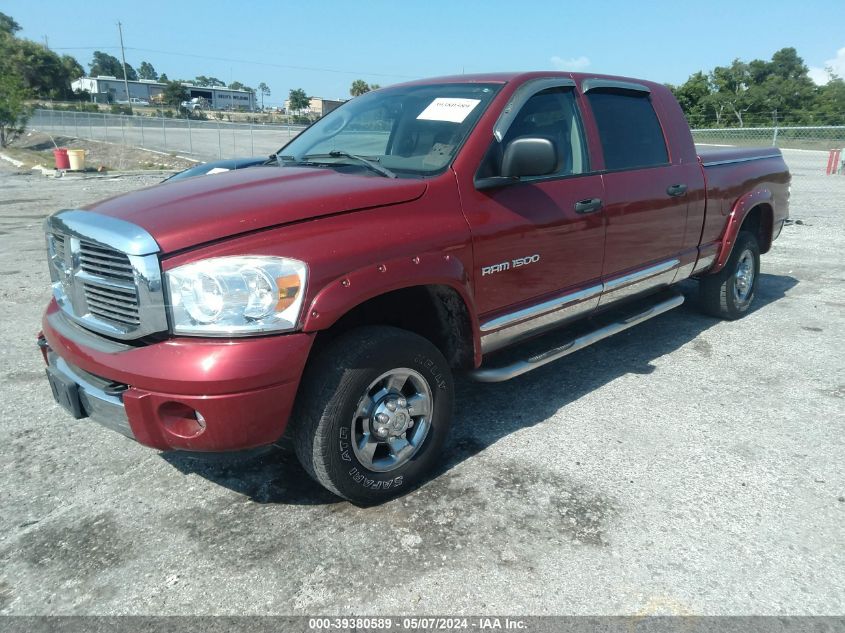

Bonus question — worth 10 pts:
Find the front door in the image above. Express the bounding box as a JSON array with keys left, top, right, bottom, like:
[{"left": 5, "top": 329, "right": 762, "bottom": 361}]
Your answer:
[{"left": 459, "top": 81, "right": 606, "bottom": 350}]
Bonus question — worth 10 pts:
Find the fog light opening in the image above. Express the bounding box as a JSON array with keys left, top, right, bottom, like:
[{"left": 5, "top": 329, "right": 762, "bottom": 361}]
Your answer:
[{"left": 158, "top": 401, "right": 207, "bottom": 439}]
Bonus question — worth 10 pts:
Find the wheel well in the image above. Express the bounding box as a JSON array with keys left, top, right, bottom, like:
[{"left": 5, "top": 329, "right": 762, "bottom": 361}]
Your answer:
[
  {"left": 740, "top": 203, "right": 774, "bottom": 253},
  {"left": 313, "top": 285, "right": 475, "bottom": 369}
]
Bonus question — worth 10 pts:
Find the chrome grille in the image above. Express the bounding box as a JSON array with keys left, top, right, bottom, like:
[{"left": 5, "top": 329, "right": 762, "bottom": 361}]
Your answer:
[
  {"left": 79, "top": 241, "right": 135, "bottom": 281},
  {"left": 53, "top": 234, "right": 67, "bottom": 262},
  {"left": 44, "top": 209, "right": 168, "bottom": 340},
  {"left": 78, "top": 241, "right": 141, "bottom": 327},
  {"left": 83, "top": 282, "right": 141, "bottom": 325}
]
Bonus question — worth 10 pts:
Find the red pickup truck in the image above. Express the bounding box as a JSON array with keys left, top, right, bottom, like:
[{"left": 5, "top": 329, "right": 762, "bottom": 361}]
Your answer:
[{"left": 38, "top": 72, "right": 789, "bottom": 504}]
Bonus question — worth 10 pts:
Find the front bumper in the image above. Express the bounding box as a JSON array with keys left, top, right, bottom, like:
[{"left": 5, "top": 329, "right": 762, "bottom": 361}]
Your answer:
[{"left": 39, "top": 300, "right": 314, "bottom": 452}]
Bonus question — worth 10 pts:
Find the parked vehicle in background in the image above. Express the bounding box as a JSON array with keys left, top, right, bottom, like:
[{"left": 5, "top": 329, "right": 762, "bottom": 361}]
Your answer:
[
  {"left": 180, "top": 97, "right": 205, "bottom": 111},
  {"left": 116, "top": 97, "right": 151, "bottom": 106},
  {"left": 38, "top": 71, "right": 789, "bottom": 505}
]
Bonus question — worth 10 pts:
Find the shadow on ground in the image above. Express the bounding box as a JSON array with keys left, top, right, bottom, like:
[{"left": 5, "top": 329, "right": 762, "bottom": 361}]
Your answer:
[{"left": 163, "top": 274, "right": 798, "bottom": 506}]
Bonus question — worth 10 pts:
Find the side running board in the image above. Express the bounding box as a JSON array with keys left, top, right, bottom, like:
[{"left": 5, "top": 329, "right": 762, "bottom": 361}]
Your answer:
[{"left": 468, "top": 292, "right": 685, "bottom": 383}]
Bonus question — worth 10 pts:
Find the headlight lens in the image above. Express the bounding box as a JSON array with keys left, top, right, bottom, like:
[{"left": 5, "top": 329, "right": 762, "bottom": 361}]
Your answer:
[{"left": 166, "top": 256, "right": 307, "bottom": 335}]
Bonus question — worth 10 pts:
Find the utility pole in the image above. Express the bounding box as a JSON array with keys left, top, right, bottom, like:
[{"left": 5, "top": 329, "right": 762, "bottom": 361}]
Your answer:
[
  {"left": 117, "top": 21, "right": 131, "bottom": 106},
  {"left": 43, "top": 35, "right": 49, "bottom": 48}
]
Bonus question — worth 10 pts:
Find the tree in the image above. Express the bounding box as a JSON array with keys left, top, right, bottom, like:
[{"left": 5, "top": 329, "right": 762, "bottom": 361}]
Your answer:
[
  {"left": 813, "top": 75, "right": 845, "bottom": 125},
  {"left": 670, "top": 71, "right": 711, "bottom": 126},
  {"left": 138, "top": 61, "right": 158, "bottom": 81},
  {"left": 0, "top": 72, "right": 30, "bottom": 147},
  {"left": 671, "top": 47, "right": 823, "bottom": 127},
  {"left": 162, "top": 80, "right": 188, "bottom": 106},
  {"left": 350, "top": 79, "right": 370, "bottom": 96},
  {"left": 228, "top": 80, "right": 245, "bottom": 91},
  {"left": 370, "top": 83, "right": 381, "bottom": 90},
  {"left": 0, "top": 11, "right": 21, "bottom": 35},
  {"left": 61, "top": 54, "right": 84, "bottom": 82},
  {"left": 257, "top": 82, "right": 270, "bottom": 109},
  {"left": 194, "top": 75, "right": 225, "bottom": 87},
  {"left": 159, "top": 72, "right": 169, "bottom": 82},
  {"left": 710, "top": 59, "right": 754, "bottom": 127},
  {"left": 288, "top": 88, "right": 310, "bottom": 113},
  {"left": 89, "top": 50, "right": 137, "bottom": 80},
  {"left": 0, "top": 35, "right": 83, "bottom": 99}
]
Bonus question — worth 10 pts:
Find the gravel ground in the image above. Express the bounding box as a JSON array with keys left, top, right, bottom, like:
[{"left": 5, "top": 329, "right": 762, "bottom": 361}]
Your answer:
[
  {"left": 2, "top": 131, "right": 198, "bottom": 172},
  {"left": 0, "top": 150, "right": 842, "bottom": 616}
]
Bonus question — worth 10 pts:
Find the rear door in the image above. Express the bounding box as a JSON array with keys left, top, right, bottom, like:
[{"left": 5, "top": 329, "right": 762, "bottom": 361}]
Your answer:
[{"left": 581, "top": 81, "right": 689, "bottom": 302}]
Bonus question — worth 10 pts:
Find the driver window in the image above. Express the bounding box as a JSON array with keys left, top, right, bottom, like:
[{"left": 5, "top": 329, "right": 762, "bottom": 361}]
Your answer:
[
  {"left": 496, "top": 87, "right": 588, "bottom": 178},
  {"left": 307, "top": 105, "right": 393, "bottom": 157}
]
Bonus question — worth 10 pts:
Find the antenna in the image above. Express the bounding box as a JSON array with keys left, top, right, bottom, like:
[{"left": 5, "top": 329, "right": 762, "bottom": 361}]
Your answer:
[{"left": 117, "top": 21, "right": 131, "bottom": 106}]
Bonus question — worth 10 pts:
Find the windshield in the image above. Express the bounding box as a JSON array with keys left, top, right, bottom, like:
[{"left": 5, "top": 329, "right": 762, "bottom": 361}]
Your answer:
[{"left": 277, "top": 83, "right": 501, "bottom": 178}]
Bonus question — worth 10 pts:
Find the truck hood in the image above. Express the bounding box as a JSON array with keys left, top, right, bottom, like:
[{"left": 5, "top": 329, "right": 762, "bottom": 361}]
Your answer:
[{"left": 84, "top": 165, "right": 428, "bottom": 254}]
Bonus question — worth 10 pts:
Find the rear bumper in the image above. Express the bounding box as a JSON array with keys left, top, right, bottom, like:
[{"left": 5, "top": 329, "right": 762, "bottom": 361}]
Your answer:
[{"left": 40, "top": 300, "right": 314, "bottom": 451}]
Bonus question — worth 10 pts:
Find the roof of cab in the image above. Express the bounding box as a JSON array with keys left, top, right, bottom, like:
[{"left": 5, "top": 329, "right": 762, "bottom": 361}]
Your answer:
[{"left": 392, "top": 71, "right": 666, "bottom": 93}]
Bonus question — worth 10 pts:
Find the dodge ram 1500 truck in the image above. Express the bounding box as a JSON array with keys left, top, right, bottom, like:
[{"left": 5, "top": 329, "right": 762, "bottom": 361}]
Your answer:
[{"left": 38, "top": 72, "right": 790, "bottom": 504}]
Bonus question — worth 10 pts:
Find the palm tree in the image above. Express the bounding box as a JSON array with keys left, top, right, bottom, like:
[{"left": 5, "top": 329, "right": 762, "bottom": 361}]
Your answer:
[
  {"left": 257, "top": 82, "right": 271, "bottom": 110},
  {"left": 350, "top": 79, "right": 370, "bottom": 97}
]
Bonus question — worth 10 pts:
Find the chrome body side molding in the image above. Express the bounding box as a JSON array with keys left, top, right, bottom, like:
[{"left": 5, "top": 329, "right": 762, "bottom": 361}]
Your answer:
[
  {"left": 700, "top": 154, "right": 781, "bottom": 167},
  {"left": 470, "top": 293, "right": 685, "bottom": 382},
  {"left": 480, "top": 258, "right": 681, "bottom": 353},
  {"left": 597, "top": 259, "right": 679, "bottom": 308},
  {"left": 480, "top": 285, "right": 602, "bottom": 354}
]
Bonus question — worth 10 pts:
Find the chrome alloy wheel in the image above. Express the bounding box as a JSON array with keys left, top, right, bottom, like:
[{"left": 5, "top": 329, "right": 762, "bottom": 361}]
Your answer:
[
  {"left": 351, "top": 368, "right": 433, "bottom": 472},
  {"left": 733, "top": 249, "right": 756, "bottom": 303}
]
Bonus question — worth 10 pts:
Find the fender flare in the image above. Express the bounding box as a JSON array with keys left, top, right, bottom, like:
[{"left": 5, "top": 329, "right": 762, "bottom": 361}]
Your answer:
[
  {"left": 301, "top": 252, "right": 482, "bottom": 366},
  {"left": 712, "top": 189, "right": 773, "bottom": 273}
]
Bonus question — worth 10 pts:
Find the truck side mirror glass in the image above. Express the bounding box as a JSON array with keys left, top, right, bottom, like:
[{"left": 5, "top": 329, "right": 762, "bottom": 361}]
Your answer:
[{"left": 501, "top": 137, "right": 557, "bottom": 178}]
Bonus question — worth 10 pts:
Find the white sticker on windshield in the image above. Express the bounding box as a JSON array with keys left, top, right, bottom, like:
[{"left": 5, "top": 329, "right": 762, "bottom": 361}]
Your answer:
[{"left": 416, "top": 98, "right": 481, "bottom": 123}]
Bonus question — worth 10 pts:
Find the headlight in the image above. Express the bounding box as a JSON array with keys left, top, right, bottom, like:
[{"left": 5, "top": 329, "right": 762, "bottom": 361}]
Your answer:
[{"left": 166, "top": 256, "right": 307, "bottom": 336}]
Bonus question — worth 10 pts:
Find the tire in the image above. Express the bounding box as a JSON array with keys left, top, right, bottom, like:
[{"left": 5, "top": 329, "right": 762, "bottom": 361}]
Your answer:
[
  {"left": 699, "top": 231, "right": 761, "bottom": 320},
  {"left": 292, "top": 326, "right": 454, "bottom": 505}
]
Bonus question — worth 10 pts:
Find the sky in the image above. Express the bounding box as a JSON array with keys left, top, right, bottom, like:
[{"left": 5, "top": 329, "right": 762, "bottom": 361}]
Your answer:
[{"left": 5, "top": 0, "right": 845, "bottom": 107}]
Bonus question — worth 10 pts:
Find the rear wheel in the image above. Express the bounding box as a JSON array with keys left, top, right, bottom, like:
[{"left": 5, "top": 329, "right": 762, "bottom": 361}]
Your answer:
[
  {"left": 292, "top": 326, "right": 453, "bottom": 505},
  {"left": 699, "top": 231, "right": 761, "bottom": 319}
]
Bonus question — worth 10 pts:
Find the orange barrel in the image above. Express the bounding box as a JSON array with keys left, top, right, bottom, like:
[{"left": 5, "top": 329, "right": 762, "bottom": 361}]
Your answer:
[{"left": 53, "top": 148, "right": 70, "bottom": 170}]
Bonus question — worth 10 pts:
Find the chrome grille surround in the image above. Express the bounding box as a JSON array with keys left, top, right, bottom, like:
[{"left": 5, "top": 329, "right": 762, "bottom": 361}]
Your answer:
[{"left": 44, "top": 209, "right": 168, "bottom": 340}]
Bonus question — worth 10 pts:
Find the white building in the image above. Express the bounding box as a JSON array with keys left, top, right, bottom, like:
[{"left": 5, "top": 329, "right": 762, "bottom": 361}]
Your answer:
[{"left": 71, "top": 76, "right": 256, "bottom": 110}]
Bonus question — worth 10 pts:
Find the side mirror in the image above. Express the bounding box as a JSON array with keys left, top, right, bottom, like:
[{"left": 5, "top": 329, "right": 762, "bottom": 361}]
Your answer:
[{"left": 501, "top": 137, "right": 557, "bottom": 178}]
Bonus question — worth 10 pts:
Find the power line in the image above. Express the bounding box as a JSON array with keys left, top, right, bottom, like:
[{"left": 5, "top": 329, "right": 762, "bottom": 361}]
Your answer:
[
  {"left": 125, "top": 47, "right": 417, "bottom": 79},
  {"left": 51, "top": 45, "right": 416, "bottom": 80}
]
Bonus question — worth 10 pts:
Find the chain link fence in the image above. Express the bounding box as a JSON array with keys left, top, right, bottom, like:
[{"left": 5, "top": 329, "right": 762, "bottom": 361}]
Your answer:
[
  {"left": 691, "top": 126, "right": 845, "bottom": 151},
  {"left": 27, "top": 109, "right": 307, "bottom": 162},
  {"left": 27, "top": 109, "right": 845, "bottom": 162}
]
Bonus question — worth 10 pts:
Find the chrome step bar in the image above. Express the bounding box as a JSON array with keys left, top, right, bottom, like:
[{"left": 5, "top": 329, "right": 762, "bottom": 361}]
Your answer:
[{"left": 468, "top": 292, "right": 685, "bottom": 383}]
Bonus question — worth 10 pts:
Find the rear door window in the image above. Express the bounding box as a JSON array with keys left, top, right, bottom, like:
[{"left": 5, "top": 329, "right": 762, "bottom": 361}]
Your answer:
[{"left": 586, "top": 91, "right": 668, "bottom": 170}]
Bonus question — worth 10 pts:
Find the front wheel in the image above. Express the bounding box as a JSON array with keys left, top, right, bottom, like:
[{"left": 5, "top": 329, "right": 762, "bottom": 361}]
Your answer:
[
  {"left": 292, "top": 326, "right": 454, "bottom": 505},
  {"left": 699, "top": 230, "right": 761, "bottom": 319}
]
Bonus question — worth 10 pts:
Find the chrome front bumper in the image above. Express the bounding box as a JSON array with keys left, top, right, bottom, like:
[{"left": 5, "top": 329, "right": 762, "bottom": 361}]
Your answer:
[{"left": 41, "top": 340, "right": 134, "bottom": 440}]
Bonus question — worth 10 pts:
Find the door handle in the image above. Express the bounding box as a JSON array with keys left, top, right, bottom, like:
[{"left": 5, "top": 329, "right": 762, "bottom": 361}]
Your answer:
[
  {"left": 574, "top": 198, "right": 603, "bottom": 214},
  {"left": 667, "top": 183, "right": 688, "bottom": 197}
]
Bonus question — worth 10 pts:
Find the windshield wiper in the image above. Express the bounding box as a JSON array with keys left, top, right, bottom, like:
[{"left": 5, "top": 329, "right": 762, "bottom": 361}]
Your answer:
[
  {"left": 272, "top": 153, "right": 298, "bottom": 167},
  {"left": 303, "top": 151, "right": 396, "bottom": 178}
]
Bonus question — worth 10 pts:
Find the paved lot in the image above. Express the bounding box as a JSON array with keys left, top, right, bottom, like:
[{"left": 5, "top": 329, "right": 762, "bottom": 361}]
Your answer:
[{"left": 0, "top": 150, "right": 842, "bottom": 615}]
